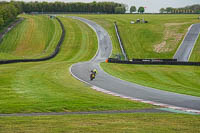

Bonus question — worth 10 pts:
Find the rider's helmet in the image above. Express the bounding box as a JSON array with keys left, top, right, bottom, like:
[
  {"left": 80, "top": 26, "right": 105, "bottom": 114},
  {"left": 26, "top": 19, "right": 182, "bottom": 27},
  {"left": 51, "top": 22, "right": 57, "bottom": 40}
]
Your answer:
[{"left": 93, "top": 69, "right": 97, "bottom": 74}]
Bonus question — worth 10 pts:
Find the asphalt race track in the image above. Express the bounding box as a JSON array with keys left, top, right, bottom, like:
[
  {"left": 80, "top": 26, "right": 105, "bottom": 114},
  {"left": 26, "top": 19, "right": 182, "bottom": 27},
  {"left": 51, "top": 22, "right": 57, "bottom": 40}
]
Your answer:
[
  {"left": 70, "top": 17, "right": 200, "bottom": 111},
  {"left": 174, "top": 24, "right": 200, "bottom": 61}
]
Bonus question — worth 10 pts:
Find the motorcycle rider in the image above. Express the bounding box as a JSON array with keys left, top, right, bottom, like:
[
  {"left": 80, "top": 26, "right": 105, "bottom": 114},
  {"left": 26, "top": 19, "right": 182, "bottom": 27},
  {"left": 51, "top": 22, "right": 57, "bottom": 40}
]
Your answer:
[
  {"left": 90, "top": 69, "right": 98, "bottom": 81},
  {"left": 93, "top": 68, "right": 97, "bottom": 76}
]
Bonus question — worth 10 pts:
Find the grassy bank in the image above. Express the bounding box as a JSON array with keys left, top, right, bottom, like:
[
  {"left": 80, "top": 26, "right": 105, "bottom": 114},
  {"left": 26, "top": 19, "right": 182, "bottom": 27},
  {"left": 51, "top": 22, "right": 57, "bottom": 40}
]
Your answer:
[
  {"left": 0, "top": 15, "right": 61, "bottom": 59},
  {"left": 0, "top": 113, "right": 199, "bottom": 133},
  {"left": 78, "top": 14, "right": 200, "bottom": 59},
  {"left": 190, "top": 35, "right": 200, "bottom": 62},
  {"left": 0, "top": 16, "right": 153, "bottom": 114}
]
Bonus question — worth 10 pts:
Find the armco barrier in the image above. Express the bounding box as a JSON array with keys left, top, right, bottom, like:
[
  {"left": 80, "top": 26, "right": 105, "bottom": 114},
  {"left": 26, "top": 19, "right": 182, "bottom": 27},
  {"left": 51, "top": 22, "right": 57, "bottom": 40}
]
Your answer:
[
  {"left": 0, "top": 18, "right": 65, "bottom": 65},
  {"left": 108, "top": 58, "right": 200, "bottom": 66},
  {"left": 114, "top": 22, "right": 128, "bottom": 60},
  {"left": 132, "top": 58, "right": 177, "bottom": 62},
  {"left": 0, "top": 18, "right": 24, "bottom": 43}
]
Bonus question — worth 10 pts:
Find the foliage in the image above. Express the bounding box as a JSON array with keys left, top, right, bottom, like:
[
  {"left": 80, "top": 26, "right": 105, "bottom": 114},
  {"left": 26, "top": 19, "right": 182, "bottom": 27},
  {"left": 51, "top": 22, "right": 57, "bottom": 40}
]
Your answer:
[
  {"left": 160, "top": 4, "right": 200, "bottom": 14},
  {"left": 138, "top": 7, "right": 145, "bottom": 13},
  {"left": 159, "top": 8, "right": 165, "bottom": 13},
  {"left": 130, "top": 6, "right": 136, "bottom": 13},
  {"left": 185, "top": 4, "right": 200, "bottom": 13},
  {"left": 114, "top": 7, "right": 126, "bottom": 14},
  {"left": 0, "top": 2, "right": 20, "bottom": 29},
  {"left": 17, "top": 1, "right": 125, "bottom": 14},
  {"left": 166, "top": 7, "right": 173, "bottom": 13}
]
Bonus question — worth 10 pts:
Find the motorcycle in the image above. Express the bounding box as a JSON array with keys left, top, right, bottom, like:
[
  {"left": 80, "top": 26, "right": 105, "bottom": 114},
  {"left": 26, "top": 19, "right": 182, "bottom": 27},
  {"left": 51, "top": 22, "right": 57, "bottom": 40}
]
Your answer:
[{"left": 90, "top": 72, "right": 95, "bottom": 81}]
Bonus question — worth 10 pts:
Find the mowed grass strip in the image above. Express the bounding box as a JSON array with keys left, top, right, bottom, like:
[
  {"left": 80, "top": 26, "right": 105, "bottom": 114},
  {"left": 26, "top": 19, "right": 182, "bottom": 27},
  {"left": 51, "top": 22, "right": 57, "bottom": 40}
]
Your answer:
[
  {"left": 101, "top": 63, "right": 200, "bottom": 97},
  {"left": 78, "top": 14, "right": 200, "bottom": 59},
  {"left": 0, "top": 113, "right": 200, "bottom": 133},
  {"left": 0, "top": 15, "right": 61, "bottom": 59},
  {"left": 0, "top": 16, "right": 153, "bottom": 114},
  {"left": 190, "top": 35, "right": 200, "bottom": 62}
]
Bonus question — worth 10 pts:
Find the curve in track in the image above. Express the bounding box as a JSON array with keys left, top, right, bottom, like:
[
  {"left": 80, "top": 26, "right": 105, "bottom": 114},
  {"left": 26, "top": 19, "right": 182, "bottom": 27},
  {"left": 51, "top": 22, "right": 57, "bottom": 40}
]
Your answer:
[
  {"left": 70, "top": 16, "right": 200, "bottom": 114},
  {"left": 173, "top": 23, "right": 200, "bottom": 62}
]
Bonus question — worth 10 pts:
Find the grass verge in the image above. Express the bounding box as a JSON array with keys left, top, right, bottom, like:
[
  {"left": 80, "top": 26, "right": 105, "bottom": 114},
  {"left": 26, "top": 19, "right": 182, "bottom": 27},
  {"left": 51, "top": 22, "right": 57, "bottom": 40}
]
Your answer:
[
  {"left": 0, "top": 113, "right": 200, "bottom": 133},
  {"left": 190, "top": 35, "right": 200, "bottom": 62},
  {"left": 101, "top": 63, "right": 200, "bottom": 97}
]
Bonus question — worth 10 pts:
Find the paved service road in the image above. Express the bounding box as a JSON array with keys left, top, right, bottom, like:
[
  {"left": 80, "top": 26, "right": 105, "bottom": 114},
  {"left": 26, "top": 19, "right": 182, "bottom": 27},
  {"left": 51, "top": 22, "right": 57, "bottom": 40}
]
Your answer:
[
  {"left": 70, "top": 17, "right": 200, "bottom": 111},
  {"left": 174, "top": 24, "right": 200, "bottom": 61}
]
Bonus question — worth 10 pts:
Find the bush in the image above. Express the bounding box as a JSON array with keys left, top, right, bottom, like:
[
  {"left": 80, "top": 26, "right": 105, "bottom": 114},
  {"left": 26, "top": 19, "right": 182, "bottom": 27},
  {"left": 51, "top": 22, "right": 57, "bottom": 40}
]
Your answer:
[{"left": 115, "top": 7, "right": 126, "bottom": 14}]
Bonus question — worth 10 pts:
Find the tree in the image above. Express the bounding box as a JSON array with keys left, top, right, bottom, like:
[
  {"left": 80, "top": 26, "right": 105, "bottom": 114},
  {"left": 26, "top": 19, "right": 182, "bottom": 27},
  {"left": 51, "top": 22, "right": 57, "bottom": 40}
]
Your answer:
[
  {"left": 130, "top": 6, "right": 136, "bottom": 13},
  {"left": 196, "top": 10, "right": 200, "bottom": 13},
  {"left": 0, "top": 1, "right": 128, "bottom": 15},
  {"left": 114, "top": 6, "right": 125, "bottom": 14},
  {"left": 0, "top": 17, "right": 4, "bottom": 27},
  {"left": 159, "top": 8, "right": 165, "bottom": 13},
  {"left": 166, "top": 7, "right": 173, "bottom": 13},
  {"left": 138, "top": 6, "right": 144, "bottom": 13},
  {"left": 124, "top": 4, "right": 129, "bottom": 12},
  {"left": 0, "top": 2, "right": 19, "bottom": 29}
]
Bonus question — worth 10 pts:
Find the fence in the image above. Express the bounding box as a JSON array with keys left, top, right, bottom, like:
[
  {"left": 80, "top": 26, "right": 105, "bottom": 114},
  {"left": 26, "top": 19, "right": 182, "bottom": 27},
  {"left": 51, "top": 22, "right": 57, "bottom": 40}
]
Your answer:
[
  {"left": 114, "top": 22, "right": 128, "bottom": 60},
  {"left": 0, "top": 18, "right": 24, "bottom": 43},
  {"left": 108, "top": 58, "right": 200, "bottom": 66}
]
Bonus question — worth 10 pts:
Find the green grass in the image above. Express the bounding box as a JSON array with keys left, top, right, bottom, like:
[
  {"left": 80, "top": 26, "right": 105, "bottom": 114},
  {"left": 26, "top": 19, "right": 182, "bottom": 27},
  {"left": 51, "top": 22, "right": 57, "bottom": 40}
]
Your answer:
[
  {"left": 0, "top": 113, "right": 200, "bottom": 133},
  {"left": 0, "top": 16, "right": 153, "bottom": 114},
  {"left": 73, "top": 14, "right": 200, "bottom": 97},
  {"left": 0, "top": 14, "right": 199, "bottom": 132},
  {"left": 77, "top": 14, "right": 200, "bottom": 59},
  {"left": 0, "top": 14, "right": 61, "bottom": 59},
  {"left": 101, "top": 63, "right": 200, "bottom": 97},
  {"left": 190, "top": 35, "right": 200, "bottom": 62}
]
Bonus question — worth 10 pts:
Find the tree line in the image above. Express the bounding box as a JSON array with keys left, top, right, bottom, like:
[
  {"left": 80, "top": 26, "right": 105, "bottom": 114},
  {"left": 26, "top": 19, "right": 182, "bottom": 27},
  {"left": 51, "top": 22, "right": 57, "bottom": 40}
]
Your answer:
[
  {"left": 130, "top": 6, "right": 145, "bottom": 14},
  {"left": 15, "top": 1, "right": 126, "bottom": 14},
  {"left": 0, "top": 2, "right": 22, "bottom": 28},
  {"left": 0, "top": 1, "right": 127, "bottom": 30},
  {"left": 160, "top": 4, "right": 200, "bottom": 14}
]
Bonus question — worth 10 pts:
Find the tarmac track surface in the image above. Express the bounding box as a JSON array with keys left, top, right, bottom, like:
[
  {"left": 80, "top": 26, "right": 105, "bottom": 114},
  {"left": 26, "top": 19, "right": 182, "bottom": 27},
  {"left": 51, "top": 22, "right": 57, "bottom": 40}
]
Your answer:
[
  {"left": 70, "top": 17, "right": 200, "bottom": 112},
  {"left": 173, "top": 24, "right": 200, "bottom": 61}
]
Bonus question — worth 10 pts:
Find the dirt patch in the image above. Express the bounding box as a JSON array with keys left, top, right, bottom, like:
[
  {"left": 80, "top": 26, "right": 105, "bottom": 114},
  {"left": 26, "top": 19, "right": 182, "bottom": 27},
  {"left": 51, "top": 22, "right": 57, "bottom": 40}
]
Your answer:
[
  {"left": 15, "top": 17, "right": 36, "bottom": 56},
  {"left": 154, "top": 23, "right": 189, "bottom": 53},
  {"left": 154, "top": 41, "right": 167, "bottom": 53},
  {"left": 164, "top": 22, "right": 189, "bottom": 27}
]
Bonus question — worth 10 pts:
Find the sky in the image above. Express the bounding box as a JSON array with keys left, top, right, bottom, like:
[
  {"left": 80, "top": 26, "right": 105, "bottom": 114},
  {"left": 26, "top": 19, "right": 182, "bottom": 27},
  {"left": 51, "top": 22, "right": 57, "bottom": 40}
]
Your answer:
[{"left": 4, "top": 0, "right": 200, "bottom": 13}]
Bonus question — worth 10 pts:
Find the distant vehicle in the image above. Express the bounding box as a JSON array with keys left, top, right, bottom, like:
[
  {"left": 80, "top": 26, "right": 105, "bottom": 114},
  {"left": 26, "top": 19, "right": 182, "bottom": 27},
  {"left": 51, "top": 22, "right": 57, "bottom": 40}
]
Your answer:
[
  {"left": 136, "top": 19, "right": 140, "bottom": 23},
  {"left": 135, "top": 19, "right": 148, "bottom": 24}
]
